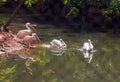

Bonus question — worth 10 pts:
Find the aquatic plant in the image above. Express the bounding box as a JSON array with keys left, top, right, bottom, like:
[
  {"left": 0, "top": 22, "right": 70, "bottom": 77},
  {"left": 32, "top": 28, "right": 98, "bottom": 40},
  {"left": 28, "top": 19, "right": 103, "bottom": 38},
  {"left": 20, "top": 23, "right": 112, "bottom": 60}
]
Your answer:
[{"left": 0, "top": 60, "right": 16, "bottom": 82}]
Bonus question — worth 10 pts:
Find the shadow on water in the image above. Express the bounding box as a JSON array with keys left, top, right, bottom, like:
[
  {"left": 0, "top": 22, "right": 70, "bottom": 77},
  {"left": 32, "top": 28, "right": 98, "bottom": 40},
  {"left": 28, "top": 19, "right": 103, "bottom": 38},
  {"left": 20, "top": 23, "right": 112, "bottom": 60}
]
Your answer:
[{"left": 0, "top": 15, "right": 120, "bottom": 82}]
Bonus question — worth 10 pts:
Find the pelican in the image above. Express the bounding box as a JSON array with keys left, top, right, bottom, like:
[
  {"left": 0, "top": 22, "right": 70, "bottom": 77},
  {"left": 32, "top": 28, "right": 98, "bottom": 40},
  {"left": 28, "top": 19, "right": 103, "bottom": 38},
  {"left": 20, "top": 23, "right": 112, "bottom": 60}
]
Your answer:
[
  {"left": 83, "top": 39, "right": 93, "bottom": 51},
  {"left": 83, "top": 39, "right": 94, "bottom": 63},
  {"left": 16, "top": 22, "right": 36, "bottom": 39},
  {"left": 22, "top": 33, "right": 41, "bottom": 47},
  {"left": 50, "top": 39, "right": 67, "bottom": 49}
]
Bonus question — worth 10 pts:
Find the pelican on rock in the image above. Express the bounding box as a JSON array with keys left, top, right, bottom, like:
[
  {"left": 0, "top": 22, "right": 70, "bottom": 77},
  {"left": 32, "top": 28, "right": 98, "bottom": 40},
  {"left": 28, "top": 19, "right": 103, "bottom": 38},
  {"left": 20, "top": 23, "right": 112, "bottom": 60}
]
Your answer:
[
  {"left": 22, "top": 33, "right": 41, "bottom": 47},
  {"left": 50, "top": 39, "right": 67, "bottom": 49},
  {"left": 16, "top": 22, "right": 36, "bottom": 39}
]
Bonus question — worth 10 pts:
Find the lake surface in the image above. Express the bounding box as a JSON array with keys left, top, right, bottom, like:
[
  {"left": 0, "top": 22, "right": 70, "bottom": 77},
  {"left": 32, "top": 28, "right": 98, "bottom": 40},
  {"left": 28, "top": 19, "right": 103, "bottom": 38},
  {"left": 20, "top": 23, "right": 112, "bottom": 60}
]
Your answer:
[{"left": 0, "top": 14, "right": 120, "bottom": 82}]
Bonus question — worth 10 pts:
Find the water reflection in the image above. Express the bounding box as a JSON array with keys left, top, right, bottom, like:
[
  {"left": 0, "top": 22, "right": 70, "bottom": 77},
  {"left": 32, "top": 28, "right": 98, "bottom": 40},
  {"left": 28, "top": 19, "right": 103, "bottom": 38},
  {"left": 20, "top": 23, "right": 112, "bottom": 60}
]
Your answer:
[
  {"left": 0, "top": 21, "right": 120, "bottom": 82},
  {"left": 25, "top": 57, "right": 36, "bottom": 66},
  {"left": 50, "top": 48, "right": 66, "bottom": 56},
  {"left": 12, "top": 48, "right": 38, "bottom": 66},
  {"left": 77, "top": 47, "right": 96, "bottom": 63},
  {"left": 42, "top": 38, "right": 67, "bottom": 56},
  {"left": 83, "top": 50, "right": 93, "bottom": 63}
]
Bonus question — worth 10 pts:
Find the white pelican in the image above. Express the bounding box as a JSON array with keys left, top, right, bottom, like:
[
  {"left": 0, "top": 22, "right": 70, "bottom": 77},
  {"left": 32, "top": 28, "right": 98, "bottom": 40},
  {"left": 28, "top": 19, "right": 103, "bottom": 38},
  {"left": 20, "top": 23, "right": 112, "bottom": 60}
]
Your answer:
[
  {"left": 22, "top": 33, "right": 41, "bottom": 47},
  {"left": 83, "top": 39, "right": 94, "bottom": 63},
  {"left": 16, "top": 22, "right": 36, "bottom": 39},
  {"left": 83, "top": 39, "right": 93, "bottom": 51},
  {"left": 50, "top": 39, "right": 67, "bottom": 49}
]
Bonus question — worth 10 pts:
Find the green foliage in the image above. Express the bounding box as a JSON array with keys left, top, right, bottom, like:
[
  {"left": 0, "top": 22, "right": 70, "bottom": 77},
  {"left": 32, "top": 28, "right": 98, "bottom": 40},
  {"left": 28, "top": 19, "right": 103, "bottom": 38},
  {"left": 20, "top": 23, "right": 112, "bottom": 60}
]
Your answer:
[
  {"left": 42, "top": 69, "right": 54, "bottom": 77},
  {"left": 0, "top": 18, "right": 6, "bottom": 27},
  {"left": 102, "top": 0, "right": 120, "bottom": 20},
  {"left": 0, "top": 61, "right": 16, "bottom": 82},
  {"left": 102, "top": 8, "right": 113, "bottom": 15},
  {"left": 64, "top": 0, "right": 120, "bottom": 21},
  {"left": 110, "top": 0, "right": 120, "bottom": 8},
  {"left": 0, "top": 0, "right": 46, "bottom": 7},
  {"left": 37, "top": 51, "right": 51, "bottom": 66},
  {"left": 26, "top": 67, "right": 33, "bottom": 75},
  {"left": 0, "top": 0, "right": 7, "bottom": 6},
  {"left": 0, "top": 0, "right": 119, "bottom": 19},
  {"left": 88, "top": 0, "right": 101, "bottom": 5},
  {"left": 101, "top": 8, "right": 113, "bottom": 22},
  {"left": 24, "top": 0, "right": 38, "bottom": 7},
  {"left": 24, "top": 0, "right": 46, "bottom": 7},
  {"left": 67, "top": 7, "right": 79, "bottom": 18},
  {"left": 64, "top": 0, "right": 82, "bottom": 6}
]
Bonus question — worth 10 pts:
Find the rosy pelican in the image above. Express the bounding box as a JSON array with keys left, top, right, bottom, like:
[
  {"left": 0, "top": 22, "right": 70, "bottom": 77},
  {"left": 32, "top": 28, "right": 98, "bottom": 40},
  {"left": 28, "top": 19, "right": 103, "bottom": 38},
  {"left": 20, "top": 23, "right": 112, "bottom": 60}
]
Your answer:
[
  {"left": 16, "top": 22, "right": 36, "bottom": 39},
  {"left": 50, "top": 39, "right": 67, "bottom": 49},
  {"left": 22, "top": 33, "right": 41, "bottom": 47}
]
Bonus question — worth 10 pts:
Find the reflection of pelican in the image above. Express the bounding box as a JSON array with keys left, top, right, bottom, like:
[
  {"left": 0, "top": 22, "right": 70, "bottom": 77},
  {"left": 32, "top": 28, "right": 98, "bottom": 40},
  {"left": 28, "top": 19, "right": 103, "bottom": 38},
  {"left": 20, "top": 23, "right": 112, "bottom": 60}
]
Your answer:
[
  {"left": 17, "top": 22, "right": 36, "bottom": 39},
  {"left": 22, "top": 33, "right": 41, "bottom": 47},
  {"left": 50, "top": 39, "right": 67, "bottom": 49},
  {"left": 18, "top": 53, "right": 36, "bottom": 66},
  {"left": 51, "top": 48, "right": 65, "bottom": 56},
  {"left": 83, "top": 39, "right": 94, "bottom": 63},
  {"left": 25, "top": 58, "right": 36, "bottom": 66},
  {"left": 16, "top": 48, "right": 38, "bottom": 66},
  {"left": 83, "top": 51, "right": 93, "bottom": 63}
]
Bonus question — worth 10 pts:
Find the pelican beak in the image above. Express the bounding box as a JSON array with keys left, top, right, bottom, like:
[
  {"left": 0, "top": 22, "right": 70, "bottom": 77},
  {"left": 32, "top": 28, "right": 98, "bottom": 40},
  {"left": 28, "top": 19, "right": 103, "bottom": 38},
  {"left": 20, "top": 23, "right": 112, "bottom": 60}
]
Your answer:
[
  {"left": 35, "top": 34, "right": 41, "bottom": 42},
  {"left": 30, "top": 24, "right": 37, "bottom": 31}
]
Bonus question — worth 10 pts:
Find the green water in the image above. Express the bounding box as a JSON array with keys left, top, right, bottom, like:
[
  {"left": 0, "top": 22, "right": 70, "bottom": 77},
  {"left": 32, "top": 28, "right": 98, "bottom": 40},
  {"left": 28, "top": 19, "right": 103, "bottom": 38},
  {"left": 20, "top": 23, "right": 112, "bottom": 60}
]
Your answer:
[{"left": 0, "top": 15, "right": 120, "bottom": 82}]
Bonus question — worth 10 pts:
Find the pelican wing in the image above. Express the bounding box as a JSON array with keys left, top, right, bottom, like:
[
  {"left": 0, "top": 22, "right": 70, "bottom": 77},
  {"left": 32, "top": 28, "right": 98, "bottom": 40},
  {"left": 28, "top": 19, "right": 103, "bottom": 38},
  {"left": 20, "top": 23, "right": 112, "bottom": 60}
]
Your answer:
[
  {"left": 50, "top": 39, "right": 62, "bottom": 48},
  {"left": 83, "top": 42, "right": 90, "bottom": 50},
  {"left": 17, "top": 29, "right": 32, "bottom": 39}
]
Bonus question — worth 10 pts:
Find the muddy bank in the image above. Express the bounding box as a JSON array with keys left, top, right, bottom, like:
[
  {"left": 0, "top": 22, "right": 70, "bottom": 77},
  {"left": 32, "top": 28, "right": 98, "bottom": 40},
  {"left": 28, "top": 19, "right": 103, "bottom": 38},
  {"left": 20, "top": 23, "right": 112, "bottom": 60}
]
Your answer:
[{"left": 0, "top": 32, "right": 27, "bottom": 55}]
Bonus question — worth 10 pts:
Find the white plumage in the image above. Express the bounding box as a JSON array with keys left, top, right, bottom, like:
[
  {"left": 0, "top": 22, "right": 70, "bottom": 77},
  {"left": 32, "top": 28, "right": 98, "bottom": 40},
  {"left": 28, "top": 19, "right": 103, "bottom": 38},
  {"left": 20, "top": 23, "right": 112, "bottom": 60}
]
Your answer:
[
  {"left": 50, "top": 39, "right": 67, "bottom": 49},
  {"left": 22, "top": 33, "right": 40, "bottom": 46},
  {"left": 17, "top": 22, "right": 36, "bottom": 39},
  {"left": 83, "top": 39, "right": 93, "bottom": 51},
  {"left": 82, "top": 39, "right": 94, "bottom": 63}
]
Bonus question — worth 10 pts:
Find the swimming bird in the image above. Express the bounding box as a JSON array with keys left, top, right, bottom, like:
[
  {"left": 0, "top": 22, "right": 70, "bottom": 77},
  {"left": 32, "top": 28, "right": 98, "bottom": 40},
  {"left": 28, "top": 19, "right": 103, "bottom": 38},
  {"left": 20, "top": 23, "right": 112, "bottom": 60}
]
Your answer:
[
  {"left": 82, "top": 39, "right": 94, "bottom": 63},
  {"left": 50, "top": 39, "right": 67, "bottom": 49},
  {"left": 83, "top": 39, "right": 93, "bottom": 51},
  {"left": 16, "top": 22, "right": 36, "bottom": 39},
  {"left": 22, "top": 33, "right": 41, "bottom": 47}
]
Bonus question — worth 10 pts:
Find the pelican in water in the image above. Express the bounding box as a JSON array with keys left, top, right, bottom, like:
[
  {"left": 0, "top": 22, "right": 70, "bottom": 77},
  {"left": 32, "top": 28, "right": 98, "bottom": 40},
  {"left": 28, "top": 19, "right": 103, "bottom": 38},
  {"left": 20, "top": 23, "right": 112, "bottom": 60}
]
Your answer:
[
  {"left": 22, "top": 33, "right": 41, "bottom": 47},
  {"left": 83, "top": 39, "right": 94, "bottom": 63},
  {"left": 16, "top": 22, "right": 36, "bottom": 39},
  {"left": 50, "top": 39, "right": 67, "bottom": 49}
]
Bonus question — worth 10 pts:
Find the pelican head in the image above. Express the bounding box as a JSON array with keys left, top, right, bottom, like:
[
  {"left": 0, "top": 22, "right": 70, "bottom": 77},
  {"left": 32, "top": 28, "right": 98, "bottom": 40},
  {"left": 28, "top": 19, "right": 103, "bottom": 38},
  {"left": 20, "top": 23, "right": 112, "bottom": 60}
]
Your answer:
[
  {"left": 88, "top": 39, "right": 91, "bottom": 42},
  {"left": 26, "top": 22, "right": 36, "bottom": 30},
  {"left": 59, "top": 39, "right": 67, "bottom": 48},
  {"left": 59, "top": 39, "right": 63, "bottom": 42}
]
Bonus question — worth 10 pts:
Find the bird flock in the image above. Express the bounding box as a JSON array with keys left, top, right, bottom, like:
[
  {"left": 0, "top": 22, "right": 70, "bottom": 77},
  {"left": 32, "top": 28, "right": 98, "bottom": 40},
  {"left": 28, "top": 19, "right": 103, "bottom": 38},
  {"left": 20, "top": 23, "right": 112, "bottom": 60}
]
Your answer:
[{"left": 15, "top": 22, "right": 94, "bottom": 63}]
